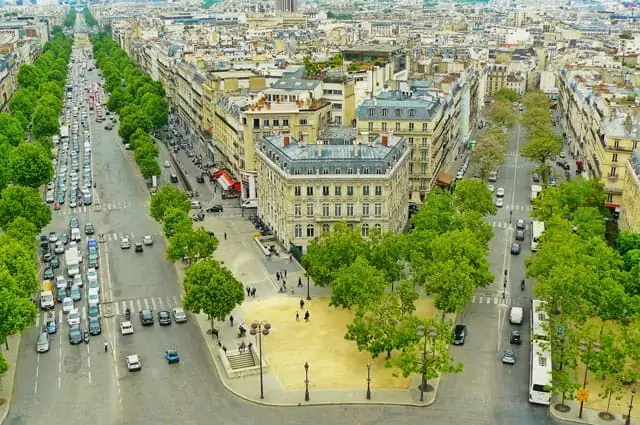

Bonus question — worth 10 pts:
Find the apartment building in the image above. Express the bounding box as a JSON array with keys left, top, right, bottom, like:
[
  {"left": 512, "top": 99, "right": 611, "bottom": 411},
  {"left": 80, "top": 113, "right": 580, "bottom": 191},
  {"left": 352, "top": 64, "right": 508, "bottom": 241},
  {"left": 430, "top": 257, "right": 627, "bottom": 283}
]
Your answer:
[
  {"left": 558, "top": 68, "right": 640, "bottom": 211},
  {"left": 254, "top": 133, "right": 410, "bottom": 254},
  {"left": 621, "top": 150, "right": 640, "bottom": 233},
  {"left": 355, "top": 88, "right": 459, "bottom": 198}
]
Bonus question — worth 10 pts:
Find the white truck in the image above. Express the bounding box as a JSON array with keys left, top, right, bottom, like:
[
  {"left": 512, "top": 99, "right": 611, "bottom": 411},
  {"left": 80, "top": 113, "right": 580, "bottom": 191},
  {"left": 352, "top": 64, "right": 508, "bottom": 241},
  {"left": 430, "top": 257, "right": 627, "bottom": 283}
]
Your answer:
[
  {"left": 65, "top": 247, "right": 80, "bottom": 277},
  {"left": 40, "top": 281, "right": 55, "bottom": 310},
  {"left": 530, "top": 185, "right": 543, "bottom": 203}
]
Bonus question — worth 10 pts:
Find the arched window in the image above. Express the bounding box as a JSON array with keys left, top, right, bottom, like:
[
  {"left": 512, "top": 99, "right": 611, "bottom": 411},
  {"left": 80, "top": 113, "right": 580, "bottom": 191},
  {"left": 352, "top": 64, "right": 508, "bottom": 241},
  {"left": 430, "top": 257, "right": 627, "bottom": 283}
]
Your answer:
[
  {"left": 374, "top": 224, "right": 382, "bottom": 231},
  {"left": 306, "top": 224, "right": 315, "bottom": 238},
  {"left": 322, "top": 224, "right": 330, "bottom": 233},
  {"left": 294, "top": 224, "right": 302, "bottom": 238},
  {"left": 361, "top": 223, "right": 369, "bottom": 237},
  {"left": 347, "top": 223, "right": 354, "bottom": 230}
]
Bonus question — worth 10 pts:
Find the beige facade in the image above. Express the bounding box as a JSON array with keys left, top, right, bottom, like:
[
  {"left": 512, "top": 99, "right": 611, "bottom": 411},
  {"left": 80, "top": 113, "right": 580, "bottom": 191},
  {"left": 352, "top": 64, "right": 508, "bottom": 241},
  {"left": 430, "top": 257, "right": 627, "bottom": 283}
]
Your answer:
[
  {"left": 620, "top": 155, "right": 640, "bottom": 233},
  {"left": 255, "top": 134, "right": 410, "bottom": 253}
]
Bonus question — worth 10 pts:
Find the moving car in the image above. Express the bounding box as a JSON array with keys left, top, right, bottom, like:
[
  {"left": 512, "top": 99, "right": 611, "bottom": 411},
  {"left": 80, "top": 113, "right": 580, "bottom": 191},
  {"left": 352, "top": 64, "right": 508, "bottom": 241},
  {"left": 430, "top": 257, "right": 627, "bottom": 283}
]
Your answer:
[
  {"left": 206, "top": 204, "right": 223, "bottom": 213},
  {"left": 164, "top": 349, "right": 179, "bottom": 364},
  {"left": 43, "top": 267, "right": 54, "bottom": 280},
  {"left": 120, "top": 237, "right": 131, "bottom": 249},
  {"left": 70, "top": 285, "right": 82, "bottom": 301},
  {"left": 62, "top": 297, "right": 74, "bottom": 314},
  {"left": 172, "top": 307, "right": 187, "bottom": 323},
  {"left": 120, "top": 320, "right": 134, "bottom": 335},
  {"left": 516, "top": 219, "right": 525, "bottom": 230},
  {"left": 495, "top": 198, "right": 504, "bottom": 208},
  {"left": 88, "top": 303, "right": 100, "bottom": 319},
  {"left": 54, "top": 241, "right": 65, "bottom": 254},
  {"left": 69, "top": 325, "right": 82, "bottom": 345},
  {"left": 158, "top": 311, "right": 171, "bottom": 326},
  {"left": 502, "top": 349, "right": 516, "bottom": 364},
  {"left": 48, "top": 232, "right": 58, "bottom": 243},
  {"left": 89, "top": 317, "right": 102, "bottom": 335},
  {"left": 515, "top": 230, "right": 525, "bottom": 241},
  {"left": 163, "top": 160, "right": 171, "bottom": 168},
  {"left": 45, "top": 316, "right": 57, "bottom": 334},
  {"left": 50, "top": 256, "right": 60, "bottom": 269},
  {"left": 143, "top": 235, "right": 153, "bottom": 246},
  {"left": 496, "top": 187, "right": 505, "bottom": 197},
  {"left": 139, "top": 309, "right": 154, "bottom": 326},
  {"left": 452, "top": 324, "right": 467, "bottom": 345},
  {"left": 36, "top": 332, "right": 50, "bottom": 353},
  {"left": 84, "top": 222, "right": 95, "bottom": 235},
  {"left": 67, "top": 309, "right": 81, "bottom": 326},
  {"left": 510, "top": 330, "right": 522, "bottom": 345},
  {"left": 135, "top": 243, "right": 144, "bottom": 253},
  {"left": 126, "top": 354, "right": 142, "bottom": 371},
  {"left": 510, "top": 243, "right": 521, "bottom": 255}
]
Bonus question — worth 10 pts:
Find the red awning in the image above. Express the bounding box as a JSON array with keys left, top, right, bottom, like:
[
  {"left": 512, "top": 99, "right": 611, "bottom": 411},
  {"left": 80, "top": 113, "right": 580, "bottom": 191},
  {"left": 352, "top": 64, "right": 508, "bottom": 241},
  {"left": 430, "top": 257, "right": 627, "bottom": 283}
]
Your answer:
[
  {"left": 217, "top": 171, "right": 234, "bottom": 191},
  {"left": 232, "top": 182, "right": 241, "bottom": 192},
  {"left": 604, "top": 202, "right": 620, "bottom": 209}
]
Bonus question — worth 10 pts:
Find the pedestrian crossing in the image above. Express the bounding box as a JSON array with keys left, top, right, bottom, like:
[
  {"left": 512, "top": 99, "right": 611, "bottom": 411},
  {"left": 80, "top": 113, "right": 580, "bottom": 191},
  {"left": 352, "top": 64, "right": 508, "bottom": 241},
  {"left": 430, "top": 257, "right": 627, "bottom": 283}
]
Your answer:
[
  {"left": 470, "top": 295, "right": 508, "bottom": 305},
  {"left": 56, "top": 201, "right": 131, "bottom": 215},
  {"left": 110, "top": 296, "right": 182, "bottom": 316},
  {"left": 99, "top": 231, "right": 163, "bottom": 241},
  {"left": 504, "top": 204, "right": 531, "bottom": 212}
]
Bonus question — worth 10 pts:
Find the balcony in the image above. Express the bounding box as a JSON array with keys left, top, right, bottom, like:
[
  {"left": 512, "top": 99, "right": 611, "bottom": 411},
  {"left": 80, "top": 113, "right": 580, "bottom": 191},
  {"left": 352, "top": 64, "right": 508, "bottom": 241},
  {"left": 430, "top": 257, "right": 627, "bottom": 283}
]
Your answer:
[
  {"left": 604, "top": 186, "right": 623, "bottom": 195},
  {"left": 608, "top": 173, "right": 619, "bottom": 181}
]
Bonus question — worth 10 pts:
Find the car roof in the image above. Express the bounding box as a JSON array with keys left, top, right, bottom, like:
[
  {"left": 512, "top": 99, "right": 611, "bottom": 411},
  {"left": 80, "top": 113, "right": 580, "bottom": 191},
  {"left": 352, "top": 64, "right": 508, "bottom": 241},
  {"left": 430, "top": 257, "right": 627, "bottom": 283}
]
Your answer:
[{"left": 127, "top": 354, "right": 140, "bottom": 361}]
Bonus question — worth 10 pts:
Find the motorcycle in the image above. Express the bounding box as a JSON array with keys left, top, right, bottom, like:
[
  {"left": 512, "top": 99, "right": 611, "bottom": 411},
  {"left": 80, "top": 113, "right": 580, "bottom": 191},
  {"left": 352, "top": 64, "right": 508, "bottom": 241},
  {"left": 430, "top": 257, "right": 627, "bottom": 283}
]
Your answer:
[
  {"left": 125, "top": 308, "right": 131, "bottom": 320},
  {"left": 83, "top": 330, "right": 90, "bottom": 344},
  {"left": 521, "top": 279, "right": 525, "bottom": 290}
]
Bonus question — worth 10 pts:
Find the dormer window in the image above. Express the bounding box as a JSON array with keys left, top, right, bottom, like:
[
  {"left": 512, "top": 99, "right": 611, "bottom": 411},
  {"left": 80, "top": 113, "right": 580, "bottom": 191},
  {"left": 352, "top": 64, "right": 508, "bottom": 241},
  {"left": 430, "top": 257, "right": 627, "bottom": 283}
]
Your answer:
[
  {"left": 368, "top": 108, "right": 374, "bottom": 117},
  {"left": 409, "top": 109, "right": 416, "bottom": 117},
  {"left": 395, "top": 108, "right": 402, "bottom": 117},
  {"left": 381, "top": 108, "right": 388, "bottom": 117}
]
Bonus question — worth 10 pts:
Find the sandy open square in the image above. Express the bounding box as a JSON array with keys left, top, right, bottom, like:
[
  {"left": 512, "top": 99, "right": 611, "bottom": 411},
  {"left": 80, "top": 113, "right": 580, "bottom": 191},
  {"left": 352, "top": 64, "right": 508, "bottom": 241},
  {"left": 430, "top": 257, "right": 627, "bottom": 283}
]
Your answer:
[{"left": 240, "top": 297, "right": 437, "bottom": 390}]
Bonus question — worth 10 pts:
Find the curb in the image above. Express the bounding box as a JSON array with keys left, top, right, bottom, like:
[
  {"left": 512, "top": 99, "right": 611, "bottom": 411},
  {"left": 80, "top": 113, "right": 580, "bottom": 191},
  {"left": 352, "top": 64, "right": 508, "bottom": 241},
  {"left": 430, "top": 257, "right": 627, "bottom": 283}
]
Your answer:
[
  {"left": 547, "top": 398, "right": 627, "bottom": 425},
  {"left": 0, "top": 334, "right": 21, "bottom": 425},
  {"left": 194, "top": 312, "right": 439, "bottom": 408}
]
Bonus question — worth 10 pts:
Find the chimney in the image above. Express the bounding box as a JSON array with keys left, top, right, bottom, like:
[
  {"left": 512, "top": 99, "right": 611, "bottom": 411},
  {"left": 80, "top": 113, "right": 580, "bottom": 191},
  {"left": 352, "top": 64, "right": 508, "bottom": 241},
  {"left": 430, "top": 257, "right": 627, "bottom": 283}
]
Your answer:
[
  {"left": 354, "top": 142, "right": 359, "bottom": 157},
  {"left": 381, "top": 134, "right": 389, "bottom": 146},
  {"left": 283, "top": 135, "right": 290, "bottom": 146}
]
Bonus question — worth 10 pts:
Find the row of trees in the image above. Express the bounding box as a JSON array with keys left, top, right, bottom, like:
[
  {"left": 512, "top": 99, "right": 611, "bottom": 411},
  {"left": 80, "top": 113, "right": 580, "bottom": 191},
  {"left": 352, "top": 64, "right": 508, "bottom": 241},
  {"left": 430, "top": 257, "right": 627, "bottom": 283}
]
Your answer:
[
  {"left": 0, "top": 35, "right": 73, "bottom": 376},
  {"left": 91, "top": 32, "right": 168, "bottom": 178},
  {"left": 149, "top": 185, "right": 245, "bottom": 333},
  {"left": 63, "top": 8, "right": 76, "bottom": 28},
  {"left": 527, "top": 179, "right": 640, "bottom": 414},
  {"left": 83, "top": 7, "right": 98, "bottom": 27},
  {"left": 301, "top": 179, "right": 497, "bottom": 383}
]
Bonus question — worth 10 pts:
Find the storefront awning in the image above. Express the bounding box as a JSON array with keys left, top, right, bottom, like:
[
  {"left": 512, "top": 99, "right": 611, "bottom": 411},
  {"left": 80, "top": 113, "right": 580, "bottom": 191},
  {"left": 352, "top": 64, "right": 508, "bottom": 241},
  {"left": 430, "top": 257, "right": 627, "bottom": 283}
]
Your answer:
[
  {"left": 217, "top": 172, "right": 234, "bottom": 191},
  {"left": 436, "top": 171, "right": 454, "bottom": 187}
]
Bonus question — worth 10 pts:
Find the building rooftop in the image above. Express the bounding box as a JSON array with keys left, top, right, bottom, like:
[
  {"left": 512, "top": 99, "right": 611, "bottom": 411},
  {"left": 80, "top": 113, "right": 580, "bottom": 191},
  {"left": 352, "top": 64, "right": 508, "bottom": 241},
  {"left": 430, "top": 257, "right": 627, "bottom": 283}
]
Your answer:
[
  {"left": 342, "top": 43, "right": 403, "bottom": 55},
  {"left": 356, "top": 90, "right": 442, "bottom": 121}
]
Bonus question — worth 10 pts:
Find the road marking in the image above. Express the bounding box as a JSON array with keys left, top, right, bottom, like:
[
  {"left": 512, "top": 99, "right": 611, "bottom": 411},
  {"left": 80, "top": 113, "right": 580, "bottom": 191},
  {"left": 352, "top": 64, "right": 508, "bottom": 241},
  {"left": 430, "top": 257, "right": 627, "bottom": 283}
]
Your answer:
[
  {"left": 102, "top": 237, "right": 114, "bottom": 303},
  {"left": 35, "top": 356, "right": 40, "bottom": 394},
  {"left": 58, "top": 376, "right": 61, "bottom": 389},
  {"left": 136, "top": 299, "right": 142, "bottom": 311},
  {"left": 151, "top": 298, "right": 158, "bottom": 310},
  {"left": 172, "top": 295, "right": 180, "bottom": 306},
  {"left": 143, "top": 298, "right": 150, "bottom": 310}
]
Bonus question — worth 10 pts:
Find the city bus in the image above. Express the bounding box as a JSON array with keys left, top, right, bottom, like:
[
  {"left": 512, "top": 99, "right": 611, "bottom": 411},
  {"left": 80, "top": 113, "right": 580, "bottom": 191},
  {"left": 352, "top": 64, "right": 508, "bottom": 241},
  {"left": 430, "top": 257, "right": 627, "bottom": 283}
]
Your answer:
[
  {"left": 529, "top": 299, "right": 552, "bottom": 405},
  {"left": 531, "top": 220, "right": 545, "bottom": 252}
]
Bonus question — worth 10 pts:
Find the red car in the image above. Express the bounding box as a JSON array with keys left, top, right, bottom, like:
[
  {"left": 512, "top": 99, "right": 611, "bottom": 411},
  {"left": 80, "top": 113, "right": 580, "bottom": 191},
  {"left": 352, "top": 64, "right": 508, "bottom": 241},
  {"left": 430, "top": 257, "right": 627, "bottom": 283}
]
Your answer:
[{"left": 54, "top": 202, "right": 61, "bottom": 210}]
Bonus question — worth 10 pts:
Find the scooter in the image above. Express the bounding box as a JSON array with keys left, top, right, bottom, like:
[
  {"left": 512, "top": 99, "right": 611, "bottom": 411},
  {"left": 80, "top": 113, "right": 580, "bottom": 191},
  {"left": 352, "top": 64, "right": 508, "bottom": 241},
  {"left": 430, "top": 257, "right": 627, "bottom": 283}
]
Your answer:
[
  {"left": 83, "top": 330, "right": 90, "bottom": 344},
  {"left": 521, "top": 279, "right": 525, "bottom": 290}
]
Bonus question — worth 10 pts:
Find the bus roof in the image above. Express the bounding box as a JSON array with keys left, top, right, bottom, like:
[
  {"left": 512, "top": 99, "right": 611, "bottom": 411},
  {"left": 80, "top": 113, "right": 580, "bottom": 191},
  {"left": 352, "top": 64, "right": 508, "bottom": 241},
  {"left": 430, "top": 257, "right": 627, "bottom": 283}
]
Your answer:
[
  {"left": 531, "top": 299, "right": 549, "bottom": 339},
  {"left": 531, "top": 339, "right": 552, "bottom": 386}
]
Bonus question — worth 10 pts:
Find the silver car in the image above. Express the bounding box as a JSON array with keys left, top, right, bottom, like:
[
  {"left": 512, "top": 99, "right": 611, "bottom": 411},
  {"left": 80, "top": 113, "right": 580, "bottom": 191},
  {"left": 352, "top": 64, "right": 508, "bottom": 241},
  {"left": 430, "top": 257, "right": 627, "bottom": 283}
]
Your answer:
[
  {"left": 502, "top": 349, "right": 516, "bottom": 364},
  {"left": 36, "top": 332, "right": 50, "bottom": 353}
]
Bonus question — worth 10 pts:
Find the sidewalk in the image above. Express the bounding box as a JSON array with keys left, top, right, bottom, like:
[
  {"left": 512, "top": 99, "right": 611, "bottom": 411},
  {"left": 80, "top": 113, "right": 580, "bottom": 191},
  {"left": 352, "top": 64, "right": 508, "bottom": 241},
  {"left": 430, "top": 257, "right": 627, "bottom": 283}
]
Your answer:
[
  {"left": 183, "top": 217, "right": 440, "bottom": 407},
  {"left": 0, "top": 334, "right": 21, "bottom": 423},
  {"left": 548, "top": 395, "right": 637, "bottom": 425}
]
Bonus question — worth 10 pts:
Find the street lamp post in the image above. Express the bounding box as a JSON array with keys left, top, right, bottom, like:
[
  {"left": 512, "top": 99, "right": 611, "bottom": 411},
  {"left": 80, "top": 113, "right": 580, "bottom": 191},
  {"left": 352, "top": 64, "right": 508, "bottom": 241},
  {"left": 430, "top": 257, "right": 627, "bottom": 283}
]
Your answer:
[
  {"left": 625, "top": 387, "right": 636, "bottom": 425},
  {"left": 366, "top": 363, "right": 372, "bottom": 400},
  {"left": 304, "top": 362, "right": 310, "bottom": 401},
  {"left": 418, "top": 325, "right": 438, "bottom": 402},
  {"left": 249, "top": 320, "right": 271, "bottom": 400},
  {"left": 579, "top": 341, "right": 599, "bottom": 419},
  {"left": 306, "top": 273, "right": 311, "bottom": 300}
]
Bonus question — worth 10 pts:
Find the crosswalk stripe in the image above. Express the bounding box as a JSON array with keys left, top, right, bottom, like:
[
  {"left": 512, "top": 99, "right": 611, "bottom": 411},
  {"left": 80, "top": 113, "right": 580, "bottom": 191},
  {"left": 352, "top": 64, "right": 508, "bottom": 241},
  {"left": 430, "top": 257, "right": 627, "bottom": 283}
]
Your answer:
[
  {"left": 136, "top": 299, "right": 143, "bottom": 311},
  {"left": 172, "top": 295, "right": 180, "bottom": 306},
  {"left": 494, "top": 297, "right": 499, "bottom": 304},
  {"left": 151, "top": 298, "right": 158, "bottom": 310},
  {"left": 143, "top": 299, "right": 150, "bottom": 310},
  {"left": 114, "top": 302, "right": 120, "bottom": 315}
]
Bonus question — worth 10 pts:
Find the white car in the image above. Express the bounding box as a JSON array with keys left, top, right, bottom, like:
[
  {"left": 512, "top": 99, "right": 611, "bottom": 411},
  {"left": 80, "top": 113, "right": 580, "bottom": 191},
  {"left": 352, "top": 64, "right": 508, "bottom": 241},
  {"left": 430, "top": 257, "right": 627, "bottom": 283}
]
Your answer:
[
  {"left": 496, "top": 187, "right": 505, "bottom": 197},
  {"left": 487, "top": 185, "right": 495, "bottom": 193},
  {"left": 559, "top": 152, "right": 566, "bottom": 159},
  {"left": 496, "top": 198, "right": 504, "bottom": 208},
  {"left": 86, "top": 268, "right": 98, "bottom": 283},
  {"left": 120, "top": 321, "right": 134, "bottom": 335},
  {"left": 55, "top": 276, "right": 67, "bottom": 290},
  {"left": 163, "top": 160, "right": 171, "bottom": 168},
  {"left": 67, "top": 309, "right": 80, "bottom": 326},
  {"left": 73, "top": 274, "right": 83, "bottom": 287},
  {"left": 54, "top": 241, "right": 65, "bottom": 254},
  {"left": 172, "top": 307, "right": 187, "bottom": 323},
  {"left": 120, "top": 237, "right": 131, "bottom": 249},
  {"left": 88, "top": 292, "right": 99, "bottom": 305},
  {"left": 126, "top": 354, "right": 141, "bottom": 371},
  {"left": 143, "top": 235, "right": 153, "bottom": 246},
  {"left": 62, "top": 297, "right": 74, "bottom": 314}
]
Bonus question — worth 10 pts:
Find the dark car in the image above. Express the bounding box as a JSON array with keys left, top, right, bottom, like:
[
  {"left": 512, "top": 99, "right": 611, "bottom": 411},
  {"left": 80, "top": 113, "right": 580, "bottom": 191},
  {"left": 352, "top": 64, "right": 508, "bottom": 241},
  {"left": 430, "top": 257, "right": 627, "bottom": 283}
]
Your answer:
[
  {"left": 510, "top": 243, "right": 521, "bottom": 255},
  {"left": 50, "top": 256, "right": 60, "bottom": 269},
  {"left": 43, "top": 267, "right": 55, "bottom": 280},
  {"left": 196, "top": 175, "right": 205, "bottom": 183},
  {"left": 452, "top": 324, "right": 467, "bottom": 345},
  {"left": 139, "top": 309, "right": 154, "bottom": 326},
  {"left": 84, "top": 222, "right": 95, "bottom": 235},
  {"left": 515, "top": 230, "right": 525, "bottom": 241},
  {"left": 510, "top": 330, "right": 522, "bottom": 345},
  {"left": 135, "top": 243, "right": 144, "bottom": 253},
  {"left": 43, "top": 251, "right": 53, "bottom": 263},
  {"left": 206, "top": 204, "right": 224, "bottom": 213},
  {"left": 89, "top": 317, "right": 102, "bottom": 335},
  {"left": 69, "top": 325, "right": 82, "bottom": 345},
  {"left": 158, "top": 311, "right": 171, "bottom": 326},
  {"left": 170, "top": 174, "right": 179, "bottom": 183}
]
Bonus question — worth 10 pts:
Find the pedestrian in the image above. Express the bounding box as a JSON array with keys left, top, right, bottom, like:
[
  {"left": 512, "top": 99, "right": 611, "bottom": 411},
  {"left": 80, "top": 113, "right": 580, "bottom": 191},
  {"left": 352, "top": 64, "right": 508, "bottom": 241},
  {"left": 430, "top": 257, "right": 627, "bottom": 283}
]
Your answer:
[
  {"left": 104, "top": 340, "right": 108, "bottom": 353},
  {"left": 283, "top": 268, "right": 287, "bottom": 278},
  {"left": 276, "top": 271, "right": 280, "bottom": 281},
  {"left": 282, "top": 280, "right": 286, "bottom": 289},
  {"left": 289, "top": 254, "right": 293, "bottom": 263},
  {"left": 296, "top": 311, "right": 300, "bottom": 321},
  {"left": 222, "top": 345, "right": 227, "bottom": 355},
  {"left": 229, "top": 315, "right": 234, "bottom": 326},
  {"left": 300, "top": 299, "right": 305, "bottom": 309},
  {"left": 251, "top": 287, "right": 256, "bottom": 297},
  {"left": 304, "top": 310, "right": 310, "bottom": 322},
  {"left": 298, "top": 277, "right": 303, "bottom": 287},
  {"left": 224, "top": 232, "right": 227, "bottom": 240},
  {"left": 246, "top": 286, "right": 251, "bottom": 296},
  {"left": 248, "top": 342, "right": 253, "bottom": 353}
]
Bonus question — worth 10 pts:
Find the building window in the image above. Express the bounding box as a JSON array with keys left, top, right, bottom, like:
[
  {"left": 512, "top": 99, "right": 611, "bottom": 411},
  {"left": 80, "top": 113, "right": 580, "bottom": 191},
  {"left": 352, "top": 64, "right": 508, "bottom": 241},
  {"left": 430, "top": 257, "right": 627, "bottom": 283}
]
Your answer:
[
  {"left": 368, "top": 122, "right": 374, "bottom": 131},
  {"left": 362, "top": 203, "right": 370, "bottom": 217},
  {"left": 409, "top": 123, "right": 415, "bottom": 131},
  {"left": 283, "top": 119, "right": 289, "bottom": 127},
  {"left": 300, "top": 118, "right": 309, "bottom": 125},
  {"left": 347, "top": 168, "right": 354, "bottom": 175},
  {"left": 322, "top": 168, "right": 330, "bottom": 175},
  {"left": 347, "top": 203, "right": 354, "bottom": 217},
  {"left": 368, "top": 108, "right": 374, "bottom": 117},
  {"left": 374, "top": 224, "right": 382, "bottom": 231},
  {"left": 394, "top": 108, "right": 401, "bottom": 117},
  {"left": 421, "top": 150, "right": 428, "bottom": 161},
  {"left": 335, "top": 186, "right": 341, "bottom": 196},
  {"left": 382, "top": 122, "right": 387, "bottom": 131},
  {"left": 335, "top": 168, "right": 341, "bottom": 174},
  {"left": 347, "top": 186, "right": 353, "bottom": 195},
  {"left": 381, "top": 108, "right": 388, "bottom": 117},
  {"left": 253, "top": 118, "right": 260, "bottom": 129},
  {"left": 263, "top": 119, "right": 270, "bottom": 128},
  {"left": 422, "top": 137, "right": 428, "bottom": 147},
  {"left": 610, "top": 166, "right": 617, "bottom": 176},
  {"left": 421, "top": 164, "right": 427, "bottom": 175},
  {"left": 306, "top": 186, "right": 314, "bottom": 196},
  {"left": 614, "top": 139, "right": 620, "bottom": 149},
  {"left": 607, "top": 193, "right": 613, "bottom": 202},
  {"left": 322, "top": 224, "right": 330, "bottom": 233},
  {"left": 361, "top": 224, "right": 369, "bottom": 237},
  {"left": 272, "top": 119, "right": 280, "bottom": 127},
  {"left": 294, "top": 204, "right": 301, "bottom": 217},
  {"left": 334, "top": 204, "right": 342, "bottom": 217},
  {"left": 363, "top": 168, "right": 370, "bottom": 174},
  {"left": 395, "top": 122, "right": 401, "bottom": 131},
  {"left": 322, "top": 186, "right": 329, "bottom": 196},
  {"left": 409, "top": 109, "right": 416, "bottom": 117},
  {"left": 307, "top": 224, "right": 315, "bottom": 237},
  {"left": 374, "top": 203, "right": 382, "bottom": 216},
  {"left": 612, "top": 153, "right": 618, "bottom": 162},
  {"left": 375, "top": 186, "right": 382, "bottom": 196},
  {"left": 294, "top": 224, "right": 302, "bottom": 238},
  {"left": 322, "top": 203, "right": 330, "bottom": 217},
  {"left": 422, "top": 123, "right": 428, "bottom": 132},
  {"left": 294, "top": 186, "right": 301, "bottom": 196},
  {"left": 408, "top": 137, "right": 414, "bottom": 146},
  {"left": 347, "top": 223, "right": 354, "bottom": 230},
  {"left": 307, "top": 203, "right": 314, "bottom": 216},
  {"left": 363, "top": 186, "right": 370, "bottom": 196}
]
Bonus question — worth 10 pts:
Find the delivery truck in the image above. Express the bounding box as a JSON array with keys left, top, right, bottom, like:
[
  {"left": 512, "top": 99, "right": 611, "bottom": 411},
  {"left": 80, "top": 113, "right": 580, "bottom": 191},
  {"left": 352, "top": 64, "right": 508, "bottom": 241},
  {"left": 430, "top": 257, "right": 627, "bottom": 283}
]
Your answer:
[
  {"left": 40, "top": 281, "right": 55, "bottom": 310},
  {"left": 65, "top": 247, "right": 80, "bottom": 277}
]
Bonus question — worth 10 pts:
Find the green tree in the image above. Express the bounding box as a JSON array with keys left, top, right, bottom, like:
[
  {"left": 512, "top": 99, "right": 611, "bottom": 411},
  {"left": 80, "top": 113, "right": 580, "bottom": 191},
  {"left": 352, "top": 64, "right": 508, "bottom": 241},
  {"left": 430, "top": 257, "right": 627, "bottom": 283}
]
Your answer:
[
  {"left": 452, "top": 179, "right": 496, "bottom": 216},
  {"left": 0, "top": 113, "right": 25, "bottom": 146},
  {"left": 0, "top": 185, "right": 52, "bottom": 231},
  {"left": 488, "top": 99, "right": 517, "bottom": 128},
  {"left": 494, "top": 88, "right": 520, "bottom": 102},
  {"left": 150, "top": 185, "right": 190, "bottom": 222},
  {"left": 166, "top": 229, "right": 218, "bottom": 263},
  {"left": 520, "top": 130, "right": 562, "bottom": 184},
  {"left": 31, "top": 105, "right": 60, "bottom": 139},
  {"left": 137, "top": 156, "right": 161, "bottom": 179},
  {"left": 523, "top": 90, "right": 551, "bottom": 111},
  {"left": 0, "top": 142, "right": 13, "bottom": 191},
  {"left": 616, "top": 231, "right": 640, "bottom": 256},
  {"left": 531, "top": 179, "right": 607, "bottom": 222},
  {"left": 106, "top": 87, "right": 131, "bottom": 112},
  {"left": 39, "top": 81, "right": 63, "bottom": 100},
  {"left": 0, "top": 235, "right": 39, "bottom": 296},
  {"left": 17, "top": 64, "right": 45, "bottom": 89},
  {"left": 182, "top": 259, "right": 244, "bottom": 331},
  {"left": 330, "top": 256, "right": 387, "bottom": 309},
  {"left": 590, "top": 331, "right": 628, "bottom": 416},
  {"left": 469, "top": 129, "right": 507, "bottom": 181},
  {"left": 385, "top": 318, "right": 463, "bottom": 389},
  {"left": 5, "top": 217, "right": 38, "bottom": 249},
  {"left": 8, "top": 88, "right": 38, "bottom": 126},
  {"left": 0, "top": 273, "right": 38, "bottom": 350},
  {"left": 345, "top": 290, "right": 421, "bottom": 359},
  {"left": 162, "top": 207, "right": 192, "bottom": 237},
  {"left": 141, "top": 93, "right": 169, "bottom": 128},
  {"left": 9, "top": 143, "right": 54, "bottom": 188},
  {"left": 118, "top": 111, "right": 152, "bottom": 142},
  {"left": 427, "top": 258, "right": 476, "bottom": 317}
]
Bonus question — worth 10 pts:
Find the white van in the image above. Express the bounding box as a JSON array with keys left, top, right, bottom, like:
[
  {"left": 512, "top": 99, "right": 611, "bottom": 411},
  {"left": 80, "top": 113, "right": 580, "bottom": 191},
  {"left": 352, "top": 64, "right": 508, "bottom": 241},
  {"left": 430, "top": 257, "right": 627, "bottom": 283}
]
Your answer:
[
  {"left": 40, "top": 290, "right": 55, "bottom": 310},
  {"left": 509, "top": 307, "right": 523, "bottom": 325},
  {"left": 71, "top": 227, "right": 82, "bottom": 242},
  {"left": 242, "top": 199, "right": 258, "bottom": 209}
]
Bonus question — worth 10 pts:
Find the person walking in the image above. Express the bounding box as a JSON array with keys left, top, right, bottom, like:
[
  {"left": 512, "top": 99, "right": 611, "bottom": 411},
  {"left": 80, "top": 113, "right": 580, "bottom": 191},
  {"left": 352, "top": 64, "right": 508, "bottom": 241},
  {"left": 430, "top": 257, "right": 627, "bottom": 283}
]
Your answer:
[
  {"left": 224, "top": 232, "right": 227, "bottom": 240},
  {"left": 276, "top": 271, "right": 280, "bottom": 281},
  {"left": 304, "top": 310, "right": 310, "bottom": 322},
  {"left": 283, "top": 269, "right": 287, "bottom": 278},
  {"left": 229, "top": 315, "right": 234, "bottom": 327},
  {"left": 298, "top": 277, "right": 303, "bottom": 287},
  {"left": 251, "top": 287, "right": 257, "bottom": 297},
  {"left": 300, "top": 299, "right": 305, "bottom": 309},
  {"left": 104, "top": 340, "right": 108, "bottom": 353},
  {"left": 246, "top": 286, "right": 251, "bottom": 296},
  {"left": 296, "top": 311, "right": 300, "bottom": 321}
]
